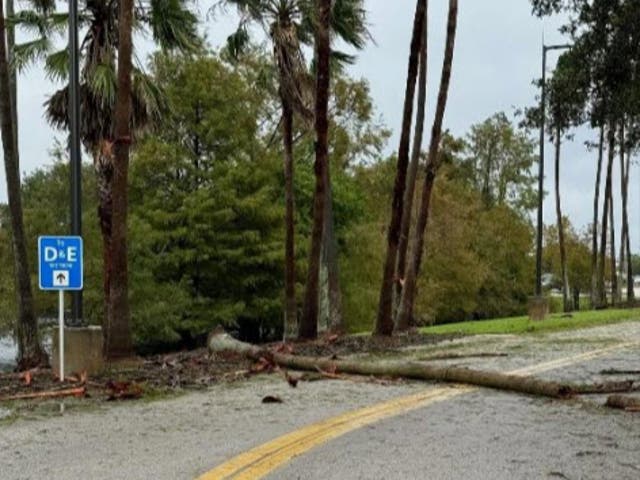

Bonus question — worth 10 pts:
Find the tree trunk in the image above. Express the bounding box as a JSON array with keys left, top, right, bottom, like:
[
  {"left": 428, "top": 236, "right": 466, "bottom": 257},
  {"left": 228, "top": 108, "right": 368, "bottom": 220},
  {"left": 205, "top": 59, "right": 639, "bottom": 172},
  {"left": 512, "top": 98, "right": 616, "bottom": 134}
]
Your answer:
[
  {"left": 106, "top": 0, "right": 134, "bottom": 359},
  {"left": 0, "top": 3, "right": 47, "bottom": 369},
  {"left": 6, "top": 0, "right": 17, "bottom": 172},
  {"left": 374, "top": 0, "right": 427, "bottom": 336},
  {"left": 619, "top": 121, "right": 634, "bottom": 303},
  {"left": 554, "top": 128, "right": 571, "bottom": 312},
  {"left": 606, "top": 395, "right": 640, "bottom": 411},
  {"left": 395, "top": 9, "right": 428, "bottom": 331},
  {"left": 94, "top": 142, "right": 114, "bottom": 329},
  {"left": 282, "top": 100, "right": 297, "bottom": 340},
  {"left": 320, "top": 172, "right": 343, "bottom": 333},
  {"left": 396, "top": 0, "right": 458, "bottom": 330},
  {"left": 597, "top": 125, "right": 614, "bottom": 308},
  {"left": 609, "top": 179, "right": 617, "bottom": 304},
  {"left": 591, "top": 126, "right": 604, "bottom": 308},
  {"left": 208, "top": 333, "right": 632, "bottom": 400},
  {"left": 573, "top": 288, "right": 580, "bottom": 311},
  {"left": 299, "top": 0, "right": 331, "bottom": 339}
]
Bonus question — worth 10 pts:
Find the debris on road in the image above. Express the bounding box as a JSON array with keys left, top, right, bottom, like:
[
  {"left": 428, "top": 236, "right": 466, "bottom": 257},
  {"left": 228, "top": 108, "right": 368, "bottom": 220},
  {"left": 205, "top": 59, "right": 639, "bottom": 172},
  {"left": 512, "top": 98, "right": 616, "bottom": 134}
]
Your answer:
[{"left": 605, "top": 394, "right": 640, "bottom": 412}]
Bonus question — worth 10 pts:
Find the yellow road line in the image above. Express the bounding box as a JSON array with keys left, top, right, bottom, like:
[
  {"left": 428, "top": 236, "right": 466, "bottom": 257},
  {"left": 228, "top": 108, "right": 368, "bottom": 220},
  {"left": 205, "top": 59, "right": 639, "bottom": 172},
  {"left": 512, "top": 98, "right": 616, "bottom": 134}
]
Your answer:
[{"left": 196, "top": 342, "right": 637, "bottom": 480}]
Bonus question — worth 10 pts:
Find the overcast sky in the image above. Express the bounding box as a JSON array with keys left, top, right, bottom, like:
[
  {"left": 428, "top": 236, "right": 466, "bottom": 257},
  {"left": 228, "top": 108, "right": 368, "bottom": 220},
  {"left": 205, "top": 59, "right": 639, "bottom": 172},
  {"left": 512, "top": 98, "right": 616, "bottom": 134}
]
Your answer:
[{"left": 1, "top": 1, "right": 637, "bottom": 250}]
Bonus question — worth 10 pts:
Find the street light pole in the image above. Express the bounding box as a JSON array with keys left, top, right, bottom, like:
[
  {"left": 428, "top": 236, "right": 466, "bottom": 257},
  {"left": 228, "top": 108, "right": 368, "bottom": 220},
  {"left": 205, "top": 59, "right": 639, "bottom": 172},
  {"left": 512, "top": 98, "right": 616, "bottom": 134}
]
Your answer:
[
  {"left": 535, "top": 43, "right": 572, "bottom": 298},
  {"left": 69, "top": 0, "right": 82, "bottom": 324}
]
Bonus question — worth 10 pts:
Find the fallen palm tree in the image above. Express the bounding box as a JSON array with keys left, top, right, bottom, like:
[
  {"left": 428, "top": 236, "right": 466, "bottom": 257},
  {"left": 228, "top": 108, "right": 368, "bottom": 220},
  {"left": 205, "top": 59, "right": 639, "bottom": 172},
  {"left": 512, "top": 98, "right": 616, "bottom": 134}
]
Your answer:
[
  {"left": 0, "top": 386, "right": 86, "bottom": 402},
  {"left": 208, "top": 333, "right": 634, "bottom": 400},
  {"left": 605, "top": 395, "right": 640, "bottom": 411}
]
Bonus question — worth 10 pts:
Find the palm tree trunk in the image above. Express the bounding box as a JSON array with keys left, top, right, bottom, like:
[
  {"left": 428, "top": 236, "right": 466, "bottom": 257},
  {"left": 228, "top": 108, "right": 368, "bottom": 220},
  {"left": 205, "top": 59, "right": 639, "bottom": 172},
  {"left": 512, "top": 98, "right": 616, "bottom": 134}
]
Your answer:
[
  {"left": 94, "top": 142, "right": 114, "bottom": 328},
  {"left": 591, "top": 126, "right": 604, "bottom": 309},
  {"left": 299, "top": 0, "right": 331, "bottom": 339},
  {"left": 321, "top": 173, "right": 343, "bottom": 333},
  {"left": 0, "top": 3, "right": 47, "bottom": 369},
  {"left": 6, "top": 0, "right": 17, "bottom": 170},
  {"left": 282, "top": 100, "right": 297, "bottom": 340},
  {"left": 107, "top": 0, "right": 134, "bottom": 358},
  {"left": 554, "top": 127, "right": 571, "bottom": 312},
  {"left": 396, "top": 0, "right": 458, "bottom": 329},
  {"left": 619, "top": 120, "right": 634, "bottom": 303},
  {"left": 375, "top": 0, "right": 426, "bottom": 336},
  {"left": 598, "top": 125, "right": 614, "bottom": 308},
  {"left": 395, "top": 8, "right": 428, "bottom": 331},
  {"left": 609, "top": 178, "right": 617, "bottom": 303}
]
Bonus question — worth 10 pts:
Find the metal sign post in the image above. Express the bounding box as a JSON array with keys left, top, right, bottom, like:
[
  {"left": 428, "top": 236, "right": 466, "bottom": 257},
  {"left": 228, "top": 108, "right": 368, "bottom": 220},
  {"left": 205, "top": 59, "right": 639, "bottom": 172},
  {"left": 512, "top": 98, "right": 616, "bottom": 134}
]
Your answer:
[{"left": 38, "top": 236, "right": 84, "bottom": 382}]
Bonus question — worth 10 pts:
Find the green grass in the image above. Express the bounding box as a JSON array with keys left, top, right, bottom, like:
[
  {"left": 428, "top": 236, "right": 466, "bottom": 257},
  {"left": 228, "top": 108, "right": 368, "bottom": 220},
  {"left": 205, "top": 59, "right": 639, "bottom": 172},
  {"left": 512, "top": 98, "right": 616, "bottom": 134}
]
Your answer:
[{"left": 420, "top": 308, "right": 640, "bottom": 336}]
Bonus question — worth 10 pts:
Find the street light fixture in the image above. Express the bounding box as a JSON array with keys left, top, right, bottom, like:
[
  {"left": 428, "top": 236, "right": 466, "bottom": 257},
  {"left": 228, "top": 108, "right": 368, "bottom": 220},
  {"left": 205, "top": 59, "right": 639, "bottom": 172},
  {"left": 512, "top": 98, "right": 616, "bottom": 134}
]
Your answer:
[
  {"left": 535, "top": 43, "right": 572, "bottom": 298},
  {"left": 69, "top": 0, "right": 82, "bottom": 324}
]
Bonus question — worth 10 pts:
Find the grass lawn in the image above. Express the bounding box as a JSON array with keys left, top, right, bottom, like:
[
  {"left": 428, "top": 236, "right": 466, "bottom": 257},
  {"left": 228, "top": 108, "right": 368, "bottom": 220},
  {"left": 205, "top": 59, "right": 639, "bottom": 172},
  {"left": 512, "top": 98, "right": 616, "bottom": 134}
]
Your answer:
[{"left": 420, "top": 308, "right": 640, "bottom": 336}]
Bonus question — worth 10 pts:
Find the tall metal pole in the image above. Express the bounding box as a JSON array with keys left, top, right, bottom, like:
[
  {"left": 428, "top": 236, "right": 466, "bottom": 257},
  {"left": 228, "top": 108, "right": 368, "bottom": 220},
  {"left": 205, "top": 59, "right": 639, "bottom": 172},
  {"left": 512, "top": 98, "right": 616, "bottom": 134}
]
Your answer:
[
  {"left": 69, "top": 0, "right": 83, "bottom": 324},
  {"left": 535, "top": 43, "right": 571, "bottom": 298}
]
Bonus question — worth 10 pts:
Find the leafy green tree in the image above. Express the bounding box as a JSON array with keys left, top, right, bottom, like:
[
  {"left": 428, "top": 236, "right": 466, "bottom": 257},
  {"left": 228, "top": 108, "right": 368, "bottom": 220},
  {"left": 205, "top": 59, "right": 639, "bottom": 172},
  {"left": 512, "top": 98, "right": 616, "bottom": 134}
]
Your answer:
[{"left": 462, "top": 112, "right": 537, "bottom": 213}]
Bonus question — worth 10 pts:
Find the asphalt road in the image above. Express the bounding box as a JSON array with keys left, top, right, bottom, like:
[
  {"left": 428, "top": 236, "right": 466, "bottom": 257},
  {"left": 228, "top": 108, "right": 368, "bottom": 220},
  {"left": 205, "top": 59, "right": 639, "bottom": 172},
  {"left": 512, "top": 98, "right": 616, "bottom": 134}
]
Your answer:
[{"left": 1, "top": 322, "right": 639, "bottom": 480}]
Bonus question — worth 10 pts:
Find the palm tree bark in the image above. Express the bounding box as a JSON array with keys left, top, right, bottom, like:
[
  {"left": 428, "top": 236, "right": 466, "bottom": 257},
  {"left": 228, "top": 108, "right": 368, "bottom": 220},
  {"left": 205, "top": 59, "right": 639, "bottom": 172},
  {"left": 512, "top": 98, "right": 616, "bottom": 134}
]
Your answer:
[
  {"left": 590, "top": 126, "right": 604, "bottom": 308},
  {"left": 95, "top": 142, "right": 114, "bottom": 327},
  {"left": 6, "top": 0, "right": 17, "bottom": 169},
  {"left": 618, "top": 120, "right": 633, "bottom": 303},
  {"left": 374, "top": 0, "right": 426, "bottom": 336},
  {"left": 0, "top": 3, "right": 47, "bottom": 369},
  {"left": 106, "top": 0, "right": 134, "bottom": 358},
  {"left": 282, "top": 100, "right": 297, "bottom": 340},
  {"left": 320, "top": 173, "right": 343, "bottom": 333},
  {"left": 598, "top": 124, "right": 614, "bottom": 308},
  {"left": 554, "top": 127, "right": 571, "bottom": 312},
  {"left": 396, "top": 0, "right": 458, "bottom": 329},
  {"left": 395, "top": 7, "right": 428, "bottom": 331},
  {"left": 609, "top": 178, "right": 617, "bottom": 304},
  {"left": 299, "top": 0, "right": 331, "bottom": 339}
]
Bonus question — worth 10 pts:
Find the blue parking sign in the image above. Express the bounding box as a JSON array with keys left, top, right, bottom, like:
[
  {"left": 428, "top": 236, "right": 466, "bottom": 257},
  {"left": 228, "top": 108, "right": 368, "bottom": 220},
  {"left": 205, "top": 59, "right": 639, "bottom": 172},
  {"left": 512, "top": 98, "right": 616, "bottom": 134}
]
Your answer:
[{"left": 38, "top": 236, "right": 84, "bottom": 291}]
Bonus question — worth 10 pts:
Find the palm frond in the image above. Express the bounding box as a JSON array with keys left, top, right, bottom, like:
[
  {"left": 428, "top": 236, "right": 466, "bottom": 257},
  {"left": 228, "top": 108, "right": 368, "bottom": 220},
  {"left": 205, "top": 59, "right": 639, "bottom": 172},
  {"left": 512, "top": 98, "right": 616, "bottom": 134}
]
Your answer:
[
  {"left": 12, "top": 37, "right": 51, "bottom": 72},
  {"left": 22, "top": 0, "right": 56, "bottom": 15},
  {"left": 330, "top": 0, "right": 371, "bottom": 50},
  {"left": 44, "top": 48, "right": 70, "bottom": 82},
  {"left": 225, "top": 25, "right": 251, "bottom": 60},
  {"left": 8, "top": 10, "right": 49, "bottom": 36},
  {"left": 132, "top": 68, "right": 167, "bottom": 131},
  {"left": 148, "top": 0, "right": 200, "bottom": 52},
  {"left": 88, "top": 62, "right": 117, "bottom": 107}
]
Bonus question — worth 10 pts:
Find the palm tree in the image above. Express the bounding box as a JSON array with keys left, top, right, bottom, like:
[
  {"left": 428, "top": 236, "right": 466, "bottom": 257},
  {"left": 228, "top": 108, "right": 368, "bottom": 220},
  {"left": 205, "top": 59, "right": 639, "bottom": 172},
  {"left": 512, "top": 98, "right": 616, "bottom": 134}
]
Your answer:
[
  {"left": 14, "top": 0, "right": 198, "bottom": 356},
  {"left": 598, "top": 123, "right": 615, "bottom": 307},
  {"left": 109, "top": 0, "right": 134, "bottom": 359},
  {"left": 299, "top": 0, "right": 331, "bottom": 339},
  {"left": 374, "top": 0, "right": 426, "bottom": 336},
  {"left": 222, "top": 0, "right": 369, "bottom": 339},
  {"left": 396, "top": 0, "right": 458, "bottom": 330},
  {"left": 395, "top": 6, "right": 428, "bottom": 331},
  {"left": 0, "top": 0, "right": 47, "bottom": 369},
  {"left": 590, "top": 125, "right": 604, "bottom": 309},
  {"left": 553, "top": 125, "right": 571, "bottom": 312}
]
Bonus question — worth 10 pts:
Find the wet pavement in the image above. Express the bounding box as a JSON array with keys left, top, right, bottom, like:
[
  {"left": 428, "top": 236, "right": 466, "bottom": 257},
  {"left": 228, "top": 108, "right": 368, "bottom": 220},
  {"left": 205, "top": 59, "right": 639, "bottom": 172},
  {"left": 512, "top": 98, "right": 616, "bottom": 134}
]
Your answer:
[{"left": 1, "top": 321, "right": 639, "bottom": 479}]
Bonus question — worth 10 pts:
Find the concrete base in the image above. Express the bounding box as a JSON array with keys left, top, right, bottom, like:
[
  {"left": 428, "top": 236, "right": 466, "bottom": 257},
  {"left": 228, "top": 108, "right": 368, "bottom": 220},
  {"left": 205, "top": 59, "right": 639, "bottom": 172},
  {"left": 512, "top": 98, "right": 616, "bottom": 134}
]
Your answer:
[
  {"left": 52, "top": 326, "right": 104, "bottom": 377},
  {"left": 528, "top": 296, "right": 549, "bottom": 322}
]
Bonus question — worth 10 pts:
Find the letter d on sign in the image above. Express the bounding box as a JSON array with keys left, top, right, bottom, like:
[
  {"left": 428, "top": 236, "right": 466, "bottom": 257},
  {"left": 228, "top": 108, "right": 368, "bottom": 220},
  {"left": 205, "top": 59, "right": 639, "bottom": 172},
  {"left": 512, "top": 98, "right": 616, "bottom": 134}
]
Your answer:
[{"left": 45, "top": 246, "right": 57, "bottom": 262}]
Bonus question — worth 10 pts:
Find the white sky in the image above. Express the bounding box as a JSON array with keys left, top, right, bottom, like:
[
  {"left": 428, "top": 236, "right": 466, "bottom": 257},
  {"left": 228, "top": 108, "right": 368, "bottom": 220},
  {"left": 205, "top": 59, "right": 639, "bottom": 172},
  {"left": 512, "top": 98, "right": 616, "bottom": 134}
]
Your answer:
[{"left": 1, "top": 0, "right": 636, "bottom": 250}]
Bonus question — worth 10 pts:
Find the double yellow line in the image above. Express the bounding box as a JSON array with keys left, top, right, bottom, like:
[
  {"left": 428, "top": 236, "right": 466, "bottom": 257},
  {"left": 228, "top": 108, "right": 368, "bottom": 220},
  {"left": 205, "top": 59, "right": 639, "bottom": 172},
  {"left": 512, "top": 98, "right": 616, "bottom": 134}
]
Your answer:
[{"left": 197, "top": 342, "right": 636, "bottom": 480}]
